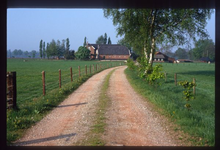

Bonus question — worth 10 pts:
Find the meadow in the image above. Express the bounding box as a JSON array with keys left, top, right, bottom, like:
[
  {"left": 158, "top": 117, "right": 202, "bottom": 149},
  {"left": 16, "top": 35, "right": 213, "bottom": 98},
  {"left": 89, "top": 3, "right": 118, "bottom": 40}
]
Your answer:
[
  {"left": 6, "top": 58, "right": 124, "bottom": 144},
  {"left": 125, "top": 62, "right": 215, "bottom": 146}
]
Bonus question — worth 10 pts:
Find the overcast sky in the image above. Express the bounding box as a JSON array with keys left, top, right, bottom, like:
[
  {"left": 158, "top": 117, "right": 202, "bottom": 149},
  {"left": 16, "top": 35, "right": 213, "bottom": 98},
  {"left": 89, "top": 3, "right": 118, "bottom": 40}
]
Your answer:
[{"left": 7, "top": 9, "right": 215, "bottom": 52}]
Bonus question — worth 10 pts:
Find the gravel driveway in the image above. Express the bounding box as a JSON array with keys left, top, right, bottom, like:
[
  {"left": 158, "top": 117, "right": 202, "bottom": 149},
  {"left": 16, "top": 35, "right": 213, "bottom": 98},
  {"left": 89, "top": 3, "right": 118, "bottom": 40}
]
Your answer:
[
  {"left": 13, "top": 66, "right": 189, "bottom": 146},
  {"left": 13, "top": 67, "right": 116, "bottom": 146}
]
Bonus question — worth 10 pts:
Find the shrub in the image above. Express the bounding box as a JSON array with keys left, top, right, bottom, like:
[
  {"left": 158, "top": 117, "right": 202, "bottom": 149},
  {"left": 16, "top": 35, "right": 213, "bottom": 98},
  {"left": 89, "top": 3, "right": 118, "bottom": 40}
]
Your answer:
[
  {"left": 146, "top": 64, "right": 165, "bottom": 86},
  {"left": 178, "top": 81, "right": 196, "bottom": 110},
  {"left": 127, "top": 58, "right": 136, "bottom": 70}
]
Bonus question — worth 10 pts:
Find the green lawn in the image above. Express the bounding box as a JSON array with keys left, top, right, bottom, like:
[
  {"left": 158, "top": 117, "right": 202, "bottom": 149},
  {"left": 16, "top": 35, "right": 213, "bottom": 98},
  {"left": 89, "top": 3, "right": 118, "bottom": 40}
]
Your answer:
[
  {"left": 6, "top": 58, "right": 124, "bottom": 145},
  {"left": 125, "top": 62, "right": 215, "bottom": 146}
]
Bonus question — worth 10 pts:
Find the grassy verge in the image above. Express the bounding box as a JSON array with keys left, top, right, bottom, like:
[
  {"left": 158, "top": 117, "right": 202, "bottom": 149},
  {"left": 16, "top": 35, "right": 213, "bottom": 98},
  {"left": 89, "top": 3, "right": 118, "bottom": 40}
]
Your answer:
[
  {"left": 78, "top": 69, "right": 116, "bottom": 146},
  {"left": 7, "top": 66, "right": 116, "bottom": 145},
  {"left": 124, "top": 64, "right": 214, "bottom": 146}
]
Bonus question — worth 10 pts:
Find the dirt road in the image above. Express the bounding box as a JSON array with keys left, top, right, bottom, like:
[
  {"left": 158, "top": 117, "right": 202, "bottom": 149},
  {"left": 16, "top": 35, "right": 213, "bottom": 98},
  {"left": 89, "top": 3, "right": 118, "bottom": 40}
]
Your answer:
[{"left": 13, "top": 66, "right": 186, "bottom": 146}]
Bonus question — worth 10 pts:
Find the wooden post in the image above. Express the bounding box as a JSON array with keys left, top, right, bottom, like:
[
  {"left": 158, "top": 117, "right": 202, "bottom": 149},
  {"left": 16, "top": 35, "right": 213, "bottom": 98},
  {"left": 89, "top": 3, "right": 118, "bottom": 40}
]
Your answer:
[
  {"left": 85, "top": 65, "right": 87, "bottom": 75},
  {"left": 78, "top": 66, "right": 81, "bottom": 77},
  {"left": 59, "top": 69, "right": 61, "bottom": 88},
  {"left": 7, "top": 72, "right": 17, "bottom": 109},
  {"left": 193, "top": 78, "right": 196, "bottom": 95},
  {"left": 90, "top": 65, "right": 91, "bottom": 74},
  {"left": 174, "top": 73, "right": 177, "bottom": 86},
  {"left": 70, "top": 67, "right": 73, "bottom": 82},
  {"left": 42, "top": 71, "right": 46, "bottom": 96}
]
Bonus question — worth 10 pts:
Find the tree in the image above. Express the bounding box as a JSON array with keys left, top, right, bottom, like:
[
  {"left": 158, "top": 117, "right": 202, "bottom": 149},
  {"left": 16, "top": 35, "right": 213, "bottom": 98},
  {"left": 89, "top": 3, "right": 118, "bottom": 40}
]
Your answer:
[
  {"left": 43, "top": 41, "right": 46, "bottom": 58},
  {"left": 46, "top": 43, "right": 50, "bottom": 59},
  {"left": 83, "top": 37, "right": 87, "bottom": 46},
  {"left": 31, "top": 50, "right": 37, "bottom": 58},
  {"left": 107, "top": 37, "right": 112, "bottom": 44},
  {"left": 104, "top": 9, "right": 213, "bottom": 74},
  {"left": 24, "top": 51, "right": 29, "bottom": 57},
  {"left": 192, "top": 39, "right": 215, "bottom": 61},
  {"left": 96, "top": 35, "right": 105, "bottom": 44},
  {"left": 39, "top": 39, "right": 43, "bottom": 58},
  {"left": 104, "top": 33, "right": 107, "bottom": 44},
  {"left": 65, "top": 38, "right": 70, "bottom": 59},
  {"left": 12, "top": 49, "right": 18, "bottom": 57},
  {"left": 174, "top": 48, "right": 188, "bottom": 59},
  {"left": 75, "top": 46, "right": 90, "bottom": 60}
]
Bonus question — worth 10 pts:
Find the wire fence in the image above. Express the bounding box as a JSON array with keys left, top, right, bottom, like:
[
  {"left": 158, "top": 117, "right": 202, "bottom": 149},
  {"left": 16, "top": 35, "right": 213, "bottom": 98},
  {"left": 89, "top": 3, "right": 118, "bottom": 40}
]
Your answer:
[{"left": 9, "top": 61, "right": 125, "bottom": 109}]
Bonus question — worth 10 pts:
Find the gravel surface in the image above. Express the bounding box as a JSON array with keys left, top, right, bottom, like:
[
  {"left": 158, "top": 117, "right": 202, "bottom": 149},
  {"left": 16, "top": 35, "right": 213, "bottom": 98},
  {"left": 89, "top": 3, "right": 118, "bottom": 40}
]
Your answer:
[
  {"left": 12, "top": 66, "right": 190, "bottom": 146},
  {"left": 102, "top": 66, "right": 186, "bottom": 146},
  {"left": 12, "top": 67, "right": 116, "bottom": 146}
]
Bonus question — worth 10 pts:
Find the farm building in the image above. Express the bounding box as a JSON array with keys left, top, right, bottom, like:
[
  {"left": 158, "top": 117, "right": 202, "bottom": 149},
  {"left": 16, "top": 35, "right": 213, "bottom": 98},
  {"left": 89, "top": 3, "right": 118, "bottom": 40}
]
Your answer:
[
  {"left": 154, "top": 52, "right": 175, "bottom": 63},
  {"left": 200, "top": 57, "right": 212, "bottom": 63},
  {"left": 86, "top": 43, "right": 131, "bottom": 60},
  {"left": 177, "top": 59, "right": 193, "bottom": 63}
]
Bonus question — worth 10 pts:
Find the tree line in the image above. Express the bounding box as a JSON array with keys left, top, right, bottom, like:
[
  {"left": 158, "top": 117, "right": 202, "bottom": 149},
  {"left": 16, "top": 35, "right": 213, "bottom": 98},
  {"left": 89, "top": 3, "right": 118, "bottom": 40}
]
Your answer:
[
  {"left": 39, "top": 38, "right": 75, "bottom": 59},
  {"left": 7, "top": 49, "right": 39, "bottom": 58},
  {"left": 157, "top": 38, "right": 215, "bottom": 61}
]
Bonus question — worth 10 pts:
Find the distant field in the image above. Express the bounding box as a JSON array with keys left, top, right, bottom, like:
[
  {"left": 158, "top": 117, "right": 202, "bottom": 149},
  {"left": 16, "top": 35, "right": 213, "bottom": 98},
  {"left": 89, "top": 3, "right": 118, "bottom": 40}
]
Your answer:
[
  {"left": 7, "top": 58, "right": 123, "bottom": 109},
  {"left": 125, "top": 62, "right": 215, "bottom": 146}
]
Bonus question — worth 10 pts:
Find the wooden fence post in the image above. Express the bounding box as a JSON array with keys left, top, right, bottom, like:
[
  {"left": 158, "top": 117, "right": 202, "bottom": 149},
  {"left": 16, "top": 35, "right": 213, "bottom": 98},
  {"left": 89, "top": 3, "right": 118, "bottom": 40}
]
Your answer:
[
  {"left": 7, "top": 72, "right": 17, "bottom": 109},
  {"left": 193, "top": 78, "right": 196, "bottom": 95},
  {"left": 59, "top": 69, "right": 61, "bottom": 88},
  {"left": 42, "top": 71, "right": 46, "bottom": 96},
  {"left": 70, "top": 67, "right": 73, "bottom": 82},
  {"left": 174, "top": 73, "right": 177, "bottom": 86},
  {"left": 85, "top": 65, "right": 87, "bottom": 75},
  {"left": 78, "top": 66, "right": 81, "bottom": 77}
]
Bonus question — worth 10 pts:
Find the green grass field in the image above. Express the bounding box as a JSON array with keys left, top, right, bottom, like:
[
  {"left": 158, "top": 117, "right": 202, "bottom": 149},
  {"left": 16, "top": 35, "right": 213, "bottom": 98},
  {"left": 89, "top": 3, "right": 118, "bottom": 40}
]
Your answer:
[
  {"left": 125, "top": 62, "right": 215, "bottom": 146},
  {"left": 6, "top": 58, "right": 124, "bottom": 144}
]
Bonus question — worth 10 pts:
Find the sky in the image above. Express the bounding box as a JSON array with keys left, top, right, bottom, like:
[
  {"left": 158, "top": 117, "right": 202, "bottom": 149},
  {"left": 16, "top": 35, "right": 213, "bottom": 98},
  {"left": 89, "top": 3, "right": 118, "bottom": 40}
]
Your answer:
[{"left": 7, "top": 9, "right": 215, "bottom": 52}]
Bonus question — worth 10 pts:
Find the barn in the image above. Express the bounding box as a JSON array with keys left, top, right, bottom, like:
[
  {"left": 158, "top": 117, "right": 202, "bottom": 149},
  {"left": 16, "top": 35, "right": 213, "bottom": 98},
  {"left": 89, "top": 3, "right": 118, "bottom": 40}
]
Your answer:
[
  {"left": 86, "top": 43, "right": 131, "bottom": 60},
  {"left": 154, "top": 52, "right": 175, "bottom": 63}
]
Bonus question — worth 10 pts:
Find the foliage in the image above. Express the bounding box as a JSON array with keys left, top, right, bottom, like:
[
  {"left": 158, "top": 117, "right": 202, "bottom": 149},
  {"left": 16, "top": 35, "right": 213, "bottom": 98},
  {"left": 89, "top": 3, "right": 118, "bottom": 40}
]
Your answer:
[
  {"left": 75, "top": 46, "right": 91, "bottom": 60},
  {"left": 174, "top": 48, "right": 189, "bottom": 59},
  {"left": 96, "top": 33, "right": 111, "bottom": 45},
  {"left": 107, "top": 37, "right": 112, "bottom": 44},
  {"left": 31, "top": 50, "right": 37, "bottom": 58},
  {"left": 96, "top": 35, "right": 105, "bottom": 45},
  {"left": 178, "top": 81, "right": 196, "bottom": 110},
  {"left": 146, "top": 64, "right": 165, "bottom": 86},
  {"left": 104, "top": 9, "right": 213, "bottom": 74},
  {"left": 192, "top": 38, "right": 215, "bottom": 61},
  {"left": 43, "top": 41, "right": 46, "bottom": 58},
  {"left": 126, "top": 58, "right": 136, "bottom": 70},
  {"left": 136, "top": 56, "right": 151, "bottom": 78},
  {"left": 83, "top": 37, "right": 87, "bottom": 46},
  {"left": 39, "top": 39, "right": 43, "bottom": 58}
]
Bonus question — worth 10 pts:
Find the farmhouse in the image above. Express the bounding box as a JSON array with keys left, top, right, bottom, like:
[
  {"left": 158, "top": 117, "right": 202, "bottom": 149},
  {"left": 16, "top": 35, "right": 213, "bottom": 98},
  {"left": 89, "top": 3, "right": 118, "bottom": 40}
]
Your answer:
[
  {"left": 154, "top": 52, "right": 175, "bottom": 63},
  {"left": 177, "top": 59, "right": 193, "bottom": 63},
  {"left": 86, "top": 43, "right": 131, "bottom": 60}
]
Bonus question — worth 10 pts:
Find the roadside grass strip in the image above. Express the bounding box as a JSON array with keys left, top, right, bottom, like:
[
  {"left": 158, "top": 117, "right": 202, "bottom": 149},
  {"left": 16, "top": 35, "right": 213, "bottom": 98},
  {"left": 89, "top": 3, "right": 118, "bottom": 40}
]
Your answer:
[{"left": 78, "top": 69, "right": 116, "bottom": 146}]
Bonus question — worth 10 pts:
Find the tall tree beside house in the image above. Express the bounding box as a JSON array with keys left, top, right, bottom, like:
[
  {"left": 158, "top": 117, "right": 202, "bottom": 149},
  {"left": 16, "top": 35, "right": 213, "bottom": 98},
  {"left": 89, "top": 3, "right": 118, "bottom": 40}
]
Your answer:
[
  {"left": 104, "top": 33, "right": 107, "bottom": 44},
  {"left": 104, "top": 9, "right": 213, "bottom": 75},
  {"left": 65, "top": 38, "right": 70, "bottom": 59},
  {"left": 83, "top": 37, "right": 87, "bottom": 46},
  {"left": 75, "top": 46, "right": 90, "bottom": 60},
  {"left": 43, "top": 41, "right": 46, "bottom": 58},
  {"left": 108, "top": 37, "right": 112, "bottom": 44},
  {"left": 39, "top": 39, "right": 43, "bottom": 58},
  {"left": 96, "top": 35, "right": 105, "bottom": 44}
]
